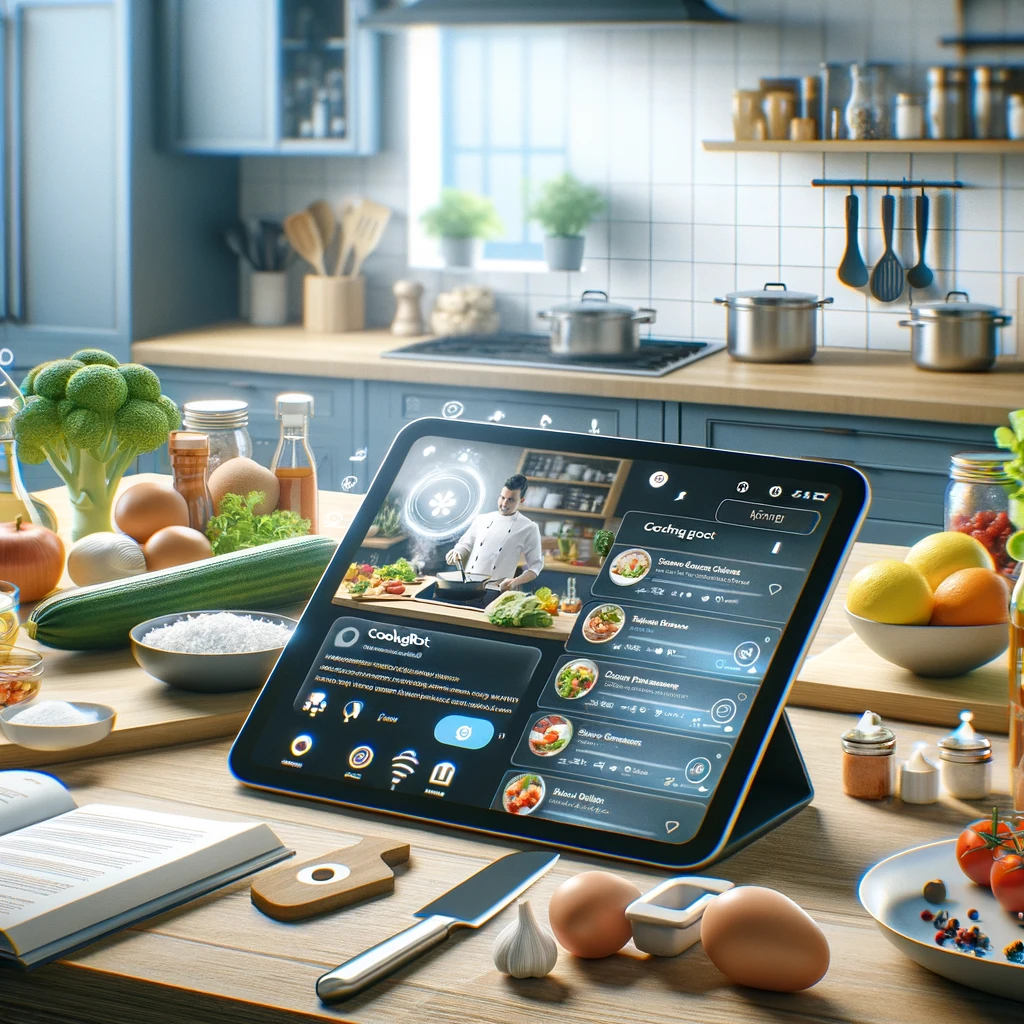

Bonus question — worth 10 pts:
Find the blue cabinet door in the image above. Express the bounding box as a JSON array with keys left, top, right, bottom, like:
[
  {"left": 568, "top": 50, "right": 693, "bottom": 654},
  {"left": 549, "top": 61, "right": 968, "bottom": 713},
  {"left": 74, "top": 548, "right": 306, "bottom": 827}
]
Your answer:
[{"left": 6, "top": 0, "right": 127, "bottom": 368}]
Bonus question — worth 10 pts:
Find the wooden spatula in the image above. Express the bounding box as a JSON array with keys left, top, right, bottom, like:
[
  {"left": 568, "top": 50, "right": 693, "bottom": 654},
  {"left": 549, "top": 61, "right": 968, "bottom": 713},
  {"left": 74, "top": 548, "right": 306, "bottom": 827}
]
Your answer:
[
  {"left": 308, "top": 200, "right": 337, "bottom": 255},
  {"left": 344, "top": 200, "right": 392, "bottom": 278},
  {"left": 334, "top": 201, "right": 360, "bottom": 276},
  {"left": 284, "top": 210, "right": 326, "bottom": 275}
]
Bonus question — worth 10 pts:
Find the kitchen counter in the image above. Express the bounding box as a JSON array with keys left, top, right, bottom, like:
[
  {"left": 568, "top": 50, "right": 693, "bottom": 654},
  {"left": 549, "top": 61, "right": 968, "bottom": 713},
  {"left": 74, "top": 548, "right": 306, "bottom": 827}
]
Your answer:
[{"left": 133, "top": 322, "right": 1023, "bottom": 427}]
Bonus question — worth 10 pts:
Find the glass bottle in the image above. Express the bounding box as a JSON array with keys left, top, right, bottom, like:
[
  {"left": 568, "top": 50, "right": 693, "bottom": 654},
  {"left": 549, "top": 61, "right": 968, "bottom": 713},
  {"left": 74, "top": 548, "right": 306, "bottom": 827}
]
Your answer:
[
  {"left": 944, "top": 451, "right": 1015, "bottom": 577},
  {"left": 845, "top": 64, "right": 882, "bottom": 140},
  {"left": 182, "top": 400, "right": 253, "bottom": 475},
  {"left": 0, "top": 367, "right": 50, "bottom": 529},
  {"left": 168, "top": 431, "right": 213, "bottom": 533},
  {"left": 271, "top": 393, "right": 318, "bottom": 533},
  {"left": 560, "top": 577, "right": 582, "bottom": 614},
  {"left": 1010, "top": 576, "right": 1024, "bottom": 815}
]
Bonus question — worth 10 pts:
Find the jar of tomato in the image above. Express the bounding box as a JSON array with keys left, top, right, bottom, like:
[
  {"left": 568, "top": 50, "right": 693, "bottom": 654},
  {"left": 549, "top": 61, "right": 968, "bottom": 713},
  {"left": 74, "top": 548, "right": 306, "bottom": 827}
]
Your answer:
[{"left": 944, "top": 451, "right": 1015, "bottom": 575}]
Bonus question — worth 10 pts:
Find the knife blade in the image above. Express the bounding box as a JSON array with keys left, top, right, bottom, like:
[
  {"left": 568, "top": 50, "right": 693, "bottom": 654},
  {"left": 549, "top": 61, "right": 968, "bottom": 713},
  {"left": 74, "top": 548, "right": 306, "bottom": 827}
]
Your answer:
[{"left": 316, "top": 850, "right": 558, "bottom": 1002}]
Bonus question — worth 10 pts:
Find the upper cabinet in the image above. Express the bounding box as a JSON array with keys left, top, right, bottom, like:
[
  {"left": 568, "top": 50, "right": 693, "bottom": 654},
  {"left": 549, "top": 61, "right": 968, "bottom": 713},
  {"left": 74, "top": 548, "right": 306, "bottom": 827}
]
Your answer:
[{"left": 161, "top": 0, "right": 380, "bottom": 155}]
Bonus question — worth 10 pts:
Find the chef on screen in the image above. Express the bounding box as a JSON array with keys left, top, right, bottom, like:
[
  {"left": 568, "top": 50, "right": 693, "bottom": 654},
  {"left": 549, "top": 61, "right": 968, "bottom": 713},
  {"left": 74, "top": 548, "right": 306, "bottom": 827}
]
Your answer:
[{"left": 445, "top": 473, "right": 545, "bottom": 592}]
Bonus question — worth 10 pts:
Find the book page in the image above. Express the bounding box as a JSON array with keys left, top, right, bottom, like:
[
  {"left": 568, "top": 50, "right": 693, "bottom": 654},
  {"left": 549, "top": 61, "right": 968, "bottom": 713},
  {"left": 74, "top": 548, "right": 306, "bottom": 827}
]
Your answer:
[
  {"left": 0, "top": 803, "right": 282, "bottom": 957},
  {"left": 0, "top": 770, "right": 76, "bottom": 837}
]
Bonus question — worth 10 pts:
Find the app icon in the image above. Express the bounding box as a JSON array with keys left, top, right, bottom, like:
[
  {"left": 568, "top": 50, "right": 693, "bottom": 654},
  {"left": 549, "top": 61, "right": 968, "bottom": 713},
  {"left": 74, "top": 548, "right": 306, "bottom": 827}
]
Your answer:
[
  {"left": 710, "top": 699, "right": 737, "bottom": 724},
  {"left": 434, "top": 714, "right": 495, "bottom": 750},
  {"left": 812, "top": 491, "right": 830, "bottom": 502},
  {"left": 302, "top": 691, "right": 327, "bottom": 716},
  {"left": 390, "top": 749, "right": 419, "bottom": 789},
  {"left": 343, "top": 699, "right": 364, "bottom": 723},
  {"left": 649, "top": 470, "right": 669, "bottom": 488},
  {"left": 665, "top": 820, "right": 680, "bottom": 834},
  {"left": 348, "top": 745, "right": 374, "bottom": 769},
  {"left": 769, "top": 485, "right": 782, "bottom": 497},
  {"left": 685, "top": 757, "right": 712, "bottom": 784},
  {"left": 674, "top": 491, "right": 687, "bottom": 501},
  {"left": 768, "top": 583, "right": 782, "bottom": 596},
  {"left": 290, "top": 734, "right": 313, "bottom": 758},
  {"left": 733, "top": 641, "right": 761, "bottom": 667},
  {"left": 429, "top": 761, "right": 456, "bottom": 787},
  {"left": 335, "top": 626, "right": 360, "bottom": 648},
  {"left": 736, "top": 481, "right": 749, "bottom": 493},
  {"left": 771, "top": 541, "right": 782, "bottom": 555}
]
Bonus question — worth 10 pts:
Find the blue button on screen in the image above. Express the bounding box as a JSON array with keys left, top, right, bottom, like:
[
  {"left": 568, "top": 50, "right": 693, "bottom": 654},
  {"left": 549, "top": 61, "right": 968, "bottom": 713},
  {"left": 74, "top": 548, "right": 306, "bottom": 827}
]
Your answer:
[{"left": 434, "top": 715, "right": 494, "bottom": 750}]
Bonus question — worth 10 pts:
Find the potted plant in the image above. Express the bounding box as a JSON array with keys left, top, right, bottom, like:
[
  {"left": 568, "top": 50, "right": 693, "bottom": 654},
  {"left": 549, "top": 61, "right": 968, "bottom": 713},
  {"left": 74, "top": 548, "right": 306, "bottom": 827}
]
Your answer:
[
  {"left": 421, "top": 189, "right": 503, "bottom": 268},
  {"left": 593, "top": 528, "right": 615, "bottom": 565},
  {"left": 528, "top": 173, "right": 605, "bottom": 272}
]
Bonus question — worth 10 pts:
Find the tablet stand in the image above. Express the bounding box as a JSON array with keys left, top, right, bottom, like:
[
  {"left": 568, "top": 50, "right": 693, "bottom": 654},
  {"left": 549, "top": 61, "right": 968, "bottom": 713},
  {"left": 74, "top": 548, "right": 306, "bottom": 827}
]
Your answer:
[{"left": 717, "top": 712, "right": 813, "bottom": 862}]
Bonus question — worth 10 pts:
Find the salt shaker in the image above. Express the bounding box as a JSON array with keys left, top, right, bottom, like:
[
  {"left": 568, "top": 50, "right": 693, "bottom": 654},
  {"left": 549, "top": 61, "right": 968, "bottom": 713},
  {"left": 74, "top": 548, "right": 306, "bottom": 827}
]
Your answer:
[
  {"left": 391, "top": 280, "right": 425, "bottom": 337},
  {"left": 899, "top": 744, "right": 940, "bottom": 805},
  {"left": 938, "top": 710, "right": 992, "bottom": 799},
  {"left": 841, "top": 710, "right": 896, "bottom": 800}
]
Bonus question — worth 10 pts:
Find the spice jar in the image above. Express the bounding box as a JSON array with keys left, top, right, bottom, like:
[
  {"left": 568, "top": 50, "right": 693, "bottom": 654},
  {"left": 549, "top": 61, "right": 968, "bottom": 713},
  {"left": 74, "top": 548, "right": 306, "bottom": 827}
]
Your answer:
[
  {"left": 560, "top": 577, "right": 582, "bottom": 614},
  {"left": 1009, "top": 94, "right": 1024, "bottom": 140},
  {"left": 899, "top": 745, "right": 940, "bottom": 804},
  {"left": 168, "top": 431, "right": 214, "bottom": 533},
  {"left": 895, "top": 93, "right": 925, "bottom": 140},
  {"left": 973, "top": 67, "right": 1009, "bottom": 139},
  {"left": 928, "top": 66, "right": 967, "bottom": 140},
  {"left": 732, "top": 89, "right": 763, "bottom": 141},
  {"left": 841, "top": 710, "right": 896, "bottom": 800},
  {"left": 944, "top": 451, "right": 1015, "bottom": 576},
  {"left": 182, "top": 400, "right": 253, "bottom": 474},
  {"left": 845, "top": 64, "right": 884, "bottom": 140},
  {"left": 938, "top": 711, "right": 992, "bottom": 799}
]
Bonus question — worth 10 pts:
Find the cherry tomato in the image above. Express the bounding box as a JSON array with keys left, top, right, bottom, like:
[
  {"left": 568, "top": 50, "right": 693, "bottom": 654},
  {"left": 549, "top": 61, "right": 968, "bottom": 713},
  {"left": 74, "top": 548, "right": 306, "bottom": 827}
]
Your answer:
[
  {"left": 991, "top": 851, "right": 1024, "bottom": 913},
  {"left": 955, "top": 809, "right": 1016, "bottom": 888}
]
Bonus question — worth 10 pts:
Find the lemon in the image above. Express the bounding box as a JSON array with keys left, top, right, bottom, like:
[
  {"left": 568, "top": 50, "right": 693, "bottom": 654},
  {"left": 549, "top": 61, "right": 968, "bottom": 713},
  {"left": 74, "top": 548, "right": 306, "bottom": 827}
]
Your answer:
[
  {"left": 846, "top": 560, "right": 933, "bottom": 624},
  {"left": 904, "top": 531, "right": 994, "bottom": 590}
]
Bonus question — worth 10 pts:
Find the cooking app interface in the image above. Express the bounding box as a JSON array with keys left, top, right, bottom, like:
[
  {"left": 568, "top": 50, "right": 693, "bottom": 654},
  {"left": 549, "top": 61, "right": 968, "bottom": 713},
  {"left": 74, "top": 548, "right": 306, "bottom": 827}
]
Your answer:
[{"left": 261, "top": 436, "right": 841, "bottom": 844}]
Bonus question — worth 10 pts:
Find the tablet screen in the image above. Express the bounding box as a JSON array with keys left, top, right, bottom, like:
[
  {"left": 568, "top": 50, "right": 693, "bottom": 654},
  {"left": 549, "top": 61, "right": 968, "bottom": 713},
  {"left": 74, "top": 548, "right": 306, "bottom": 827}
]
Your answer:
[{"left": 234, "top": 423, "right": 863, "bottom": 860}]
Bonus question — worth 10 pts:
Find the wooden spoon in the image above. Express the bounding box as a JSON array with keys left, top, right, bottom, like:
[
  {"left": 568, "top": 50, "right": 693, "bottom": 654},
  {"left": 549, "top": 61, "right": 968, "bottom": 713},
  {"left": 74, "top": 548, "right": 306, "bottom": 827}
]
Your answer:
[
  {"left": 335, "top": 201, "right": 360, "bottom": 276},
  {"left": 345, "top": 200, "right": 392, "bottom": 278},
  {"left": 308, "top": 200, "right": 337, "bottom": 256},
  {"left": 283, "top": 210, "right": 326, "bottom": 275}
]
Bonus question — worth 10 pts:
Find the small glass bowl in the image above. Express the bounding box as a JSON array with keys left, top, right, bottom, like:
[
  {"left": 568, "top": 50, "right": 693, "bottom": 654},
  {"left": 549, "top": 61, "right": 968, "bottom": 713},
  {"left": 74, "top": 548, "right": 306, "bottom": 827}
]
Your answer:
[{"left": 0, "top": 646, "right": 43, "bottom": 709}]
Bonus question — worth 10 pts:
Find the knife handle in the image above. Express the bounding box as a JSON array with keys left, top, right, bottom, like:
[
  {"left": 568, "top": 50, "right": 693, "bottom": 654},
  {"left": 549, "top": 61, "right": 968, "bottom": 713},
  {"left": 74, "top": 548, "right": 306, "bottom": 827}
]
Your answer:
[{"left": 316, "top": 915, "right": 455, "bottom": 1002}]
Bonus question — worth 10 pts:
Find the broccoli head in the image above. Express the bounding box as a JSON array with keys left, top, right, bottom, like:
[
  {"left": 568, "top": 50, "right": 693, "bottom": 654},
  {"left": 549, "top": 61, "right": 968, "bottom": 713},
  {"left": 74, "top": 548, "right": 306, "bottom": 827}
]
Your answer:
[
  {"left": 33, "top": 359, "right": 85, "bottom": 400},
  {"left": 13, "top": 396, "right": 62, "bottom": 448},
  {"left": 118, "top": 364, "right": 162, "bottom": 403},
  {"left": 66, "top": 365, "right": 129, "bottom": 413},
  {"left": 70, "top": 348, "right": 121, "bottom": 368},
  {"left": 115, "top": 399, "right": 172, "bottom": 454}
]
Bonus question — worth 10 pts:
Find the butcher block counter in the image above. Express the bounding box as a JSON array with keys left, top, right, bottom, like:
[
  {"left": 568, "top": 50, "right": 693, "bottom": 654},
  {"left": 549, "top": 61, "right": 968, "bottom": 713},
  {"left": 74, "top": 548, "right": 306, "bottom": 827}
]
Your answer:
[{"left": 132, "top": 323, "right": 1024, "bottom": 427}]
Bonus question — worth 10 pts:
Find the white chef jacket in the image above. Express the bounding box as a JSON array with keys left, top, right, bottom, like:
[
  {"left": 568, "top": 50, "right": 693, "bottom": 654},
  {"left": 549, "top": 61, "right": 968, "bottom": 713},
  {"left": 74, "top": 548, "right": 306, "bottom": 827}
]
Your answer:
[{"left": 451, "top": 511, "right": 544, "bottom": 582}]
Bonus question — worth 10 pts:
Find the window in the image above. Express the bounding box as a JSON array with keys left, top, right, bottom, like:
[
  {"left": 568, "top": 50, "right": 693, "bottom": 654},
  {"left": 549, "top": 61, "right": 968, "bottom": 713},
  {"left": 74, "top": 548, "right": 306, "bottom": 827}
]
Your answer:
[{"left": 407, "top": 28, "right": 568, "bottom": 269}]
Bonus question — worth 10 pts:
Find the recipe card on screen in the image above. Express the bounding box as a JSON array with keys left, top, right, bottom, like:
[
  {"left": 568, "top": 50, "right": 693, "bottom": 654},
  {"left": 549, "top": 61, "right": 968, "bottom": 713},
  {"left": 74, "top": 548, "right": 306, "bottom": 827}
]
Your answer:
[{"left": 232, "top": 419, "right": 867, "bottom": 863}]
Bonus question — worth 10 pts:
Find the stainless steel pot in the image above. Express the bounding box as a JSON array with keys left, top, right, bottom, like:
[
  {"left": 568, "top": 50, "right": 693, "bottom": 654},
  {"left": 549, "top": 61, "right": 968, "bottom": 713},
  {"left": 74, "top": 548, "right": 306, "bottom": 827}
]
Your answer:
[
  {"left": 899, "top": 291, "right": 1011, "bottom": 372},
  {"left": 714, "top": 282, "right": 833, "bottom": 363},
  {"left": 537, "top": 290, "right": 656, "bottom": 357}
]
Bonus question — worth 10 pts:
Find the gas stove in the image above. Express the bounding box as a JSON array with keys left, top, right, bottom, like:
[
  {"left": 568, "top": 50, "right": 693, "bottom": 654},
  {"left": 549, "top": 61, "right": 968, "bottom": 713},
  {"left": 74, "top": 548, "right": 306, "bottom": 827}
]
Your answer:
[{"left": 383, "top": 333, "right": 725, "bottom": 377}]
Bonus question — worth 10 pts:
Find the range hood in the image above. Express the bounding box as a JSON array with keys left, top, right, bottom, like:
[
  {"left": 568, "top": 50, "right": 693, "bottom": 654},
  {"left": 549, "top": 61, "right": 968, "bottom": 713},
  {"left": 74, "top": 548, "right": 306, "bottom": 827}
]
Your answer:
[{"left": 364, "top": 1, "right": 737, "bottom": 28}]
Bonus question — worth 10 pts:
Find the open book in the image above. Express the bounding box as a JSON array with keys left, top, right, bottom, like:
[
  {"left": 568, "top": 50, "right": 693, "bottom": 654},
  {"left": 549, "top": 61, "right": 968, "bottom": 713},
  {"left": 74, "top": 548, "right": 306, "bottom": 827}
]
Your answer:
[{"left": 0, "top": 769, "right": 290, "bottom": 967}]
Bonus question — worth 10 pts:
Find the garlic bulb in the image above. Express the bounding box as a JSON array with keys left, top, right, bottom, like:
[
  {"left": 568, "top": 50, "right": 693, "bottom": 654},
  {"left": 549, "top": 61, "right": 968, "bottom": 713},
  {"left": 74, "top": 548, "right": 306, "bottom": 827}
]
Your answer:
[
  {"left": 67, "top": 532, "right": 147, "bottom": 586},
  {"left": 492, "top": 899, "right": 558, "bottom": 979}
]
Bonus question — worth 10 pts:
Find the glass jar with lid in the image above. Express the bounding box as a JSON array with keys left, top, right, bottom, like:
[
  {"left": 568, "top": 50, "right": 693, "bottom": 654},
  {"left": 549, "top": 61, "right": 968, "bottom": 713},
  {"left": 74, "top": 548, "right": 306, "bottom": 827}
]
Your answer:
[
  {"left": 845, "top": 64, "right": 885, "bottom": 140},
  {"left": 944, "top": 450, "right": 1015, "bottom": 576},
  {"left": 182, "top": 400, "right": 253, "bottom": 474}
]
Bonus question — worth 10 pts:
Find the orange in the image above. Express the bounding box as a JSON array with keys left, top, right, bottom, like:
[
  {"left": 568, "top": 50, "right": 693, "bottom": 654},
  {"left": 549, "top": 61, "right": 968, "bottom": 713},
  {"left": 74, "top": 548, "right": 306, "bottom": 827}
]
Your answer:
[{"left": 929, "top": 567, "right": 1011, "bottom": 626}]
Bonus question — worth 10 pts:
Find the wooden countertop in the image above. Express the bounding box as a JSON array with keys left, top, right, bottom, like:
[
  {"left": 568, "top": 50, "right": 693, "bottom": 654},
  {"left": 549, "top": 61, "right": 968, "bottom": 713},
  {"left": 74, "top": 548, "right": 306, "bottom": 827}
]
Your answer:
[{"left": 133, "top": 322, "right": 1023, "bottom": 427}]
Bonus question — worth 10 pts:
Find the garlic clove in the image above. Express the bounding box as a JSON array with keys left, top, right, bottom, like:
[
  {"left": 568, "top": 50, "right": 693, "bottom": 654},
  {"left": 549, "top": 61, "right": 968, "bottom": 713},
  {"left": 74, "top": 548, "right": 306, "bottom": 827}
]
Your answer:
[{"left": 492, "top": 899, "right": 559, "bottom": 979}]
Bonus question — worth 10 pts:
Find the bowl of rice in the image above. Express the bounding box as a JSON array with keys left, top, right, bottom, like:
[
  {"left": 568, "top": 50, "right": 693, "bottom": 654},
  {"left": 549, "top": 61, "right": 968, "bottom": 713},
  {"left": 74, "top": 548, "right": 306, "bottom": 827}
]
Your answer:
[{"left": 129, "top": 610, "right": 298, "bottom": 693}]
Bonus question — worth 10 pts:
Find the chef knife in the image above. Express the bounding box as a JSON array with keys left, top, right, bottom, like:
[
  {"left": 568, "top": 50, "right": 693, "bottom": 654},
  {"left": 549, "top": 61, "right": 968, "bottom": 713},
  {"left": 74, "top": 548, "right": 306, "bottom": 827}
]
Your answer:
[{"left": 316, "top": 850, "right": 559, "bottom": 1002}]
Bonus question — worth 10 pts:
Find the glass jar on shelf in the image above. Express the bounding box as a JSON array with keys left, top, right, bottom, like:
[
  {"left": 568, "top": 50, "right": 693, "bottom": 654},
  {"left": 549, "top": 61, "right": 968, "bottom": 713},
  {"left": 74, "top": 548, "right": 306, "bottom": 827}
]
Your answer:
[
  {"left": 182, "top": 400, "right": 253, "bottom": 475},
  {"left": 944, "top": 450, "right": 1015, "bottom": 576},
  {"left": 845, "top": 64, "right": 885, "bottom": 140}
]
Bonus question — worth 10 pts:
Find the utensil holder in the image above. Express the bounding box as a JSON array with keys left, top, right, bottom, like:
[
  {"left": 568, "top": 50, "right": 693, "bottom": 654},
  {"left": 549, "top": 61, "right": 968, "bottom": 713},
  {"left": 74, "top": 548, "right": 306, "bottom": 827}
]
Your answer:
[
  {"left": 303, "top": 274, "right": 366, "bottom": 333},
  {"left": 249, "top": 271, "right": 288, "bottom": 326}
]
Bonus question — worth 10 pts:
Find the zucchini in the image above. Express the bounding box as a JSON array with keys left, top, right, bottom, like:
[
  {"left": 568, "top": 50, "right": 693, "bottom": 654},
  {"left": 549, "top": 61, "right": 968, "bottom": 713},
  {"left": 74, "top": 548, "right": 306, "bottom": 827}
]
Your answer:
[{"left": 27, "top": 535, "right": 337, "bottom": 650}]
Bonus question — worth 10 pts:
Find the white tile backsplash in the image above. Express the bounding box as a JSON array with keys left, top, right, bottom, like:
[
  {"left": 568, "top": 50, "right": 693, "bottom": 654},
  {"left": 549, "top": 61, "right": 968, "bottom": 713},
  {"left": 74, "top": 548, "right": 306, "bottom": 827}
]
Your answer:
[{"left": 242, "top": 0, "right": 1024, "bottom": 352}]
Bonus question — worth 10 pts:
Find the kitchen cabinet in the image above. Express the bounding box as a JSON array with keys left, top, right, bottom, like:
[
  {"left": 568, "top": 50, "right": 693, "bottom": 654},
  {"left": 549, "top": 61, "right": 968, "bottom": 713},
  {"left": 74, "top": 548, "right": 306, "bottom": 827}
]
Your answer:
[
  {"left": 682, "top": 405, "right": 994, "bottom": 545},
  {"left": 161, "top": 0, "right": 379, "bottom": 155},
  {"left": 6, "top": 0, "right": 237, "bottom": 491}
]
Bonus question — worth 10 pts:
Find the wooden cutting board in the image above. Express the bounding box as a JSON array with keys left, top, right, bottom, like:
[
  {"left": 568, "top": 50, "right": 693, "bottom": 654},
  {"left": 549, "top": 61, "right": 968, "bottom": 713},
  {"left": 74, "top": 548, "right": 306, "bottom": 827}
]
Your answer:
[{"left": 791, "top": 631, "right": 1008, "bottom": 735}]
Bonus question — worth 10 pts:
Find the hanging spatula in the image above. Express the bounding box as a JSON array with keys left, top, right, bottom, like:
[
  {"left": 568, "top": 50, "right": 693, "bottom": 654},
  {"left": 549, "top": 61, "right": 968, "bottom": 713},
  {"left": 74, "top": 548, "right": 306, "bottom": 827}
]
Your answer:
[
  {"left": 837, "top": 192, "right": 868, "bottom": 288},
  {"left": 284, "top": 210, "right": 326, "bottom": 275},
  {"left": 869, "top": 192, "right": 904, "bottom": 303},
  {"left": 905, "top": 192, "right": 934, "bottom": 291}
]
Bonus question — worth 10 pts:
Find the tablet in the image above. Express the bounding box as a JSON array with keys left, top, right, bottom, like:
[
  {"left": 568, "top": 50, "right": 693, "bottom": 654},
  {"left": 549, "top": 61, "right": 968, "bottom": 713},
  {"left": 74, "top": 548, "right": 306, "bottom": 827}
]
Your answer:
[{"left": 230, "top": 419, "right": 868, "bottom": 869}]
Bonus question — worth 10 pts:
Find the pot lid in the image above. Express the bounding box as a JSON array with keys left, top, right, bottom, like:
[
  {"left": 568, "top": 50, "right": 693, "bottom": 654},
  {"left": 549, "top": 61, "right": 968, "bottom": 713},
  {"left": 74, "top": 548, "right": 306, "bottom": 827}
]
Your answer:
[
  {"left": 911, "top": 290, "right": 1003, "bottom": 319},
  {"left": 722, "top": 282, "right": 820, "bottom": 307},
  {"left": 543, "top": 290, "right": 640, "bottom": 318}
]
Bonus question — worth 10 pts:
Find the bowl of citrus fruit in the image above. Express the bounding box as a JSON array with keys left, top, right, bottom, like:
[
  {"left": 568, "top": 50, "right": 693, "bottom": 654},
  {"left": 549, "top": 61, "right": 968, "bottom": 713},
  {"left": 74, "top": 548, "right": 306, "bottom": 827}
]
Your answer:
[{"left": 844, "top": 531, "right": 1010, "bottom": 677}]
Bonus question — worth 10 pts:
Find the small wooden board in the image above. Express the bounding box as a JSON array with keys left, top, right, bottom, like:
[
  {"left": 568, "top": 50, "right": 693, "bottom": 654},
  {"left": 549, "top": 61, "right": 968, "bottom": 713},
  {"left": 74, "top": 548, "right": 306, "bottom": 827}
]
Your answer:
[
  {"left": 791, "top": 631, "right": 1008, "bottom": 734},
  {"left": 250, "top": 836, "right": 411, "bottom": 922}
]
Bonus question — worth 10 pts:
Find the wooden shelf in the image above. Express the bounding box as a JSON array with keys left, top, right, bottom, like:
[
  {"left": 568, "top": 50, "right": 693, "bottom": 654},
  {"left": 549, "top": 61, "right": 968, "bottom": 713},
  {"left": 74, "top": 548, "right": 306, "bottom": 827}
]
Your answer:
[
  {"left": 528, "top": 476, "right": 612, "bottom": 488},
  {"left": 520, "top": 506, "right": 606, "bottom": 519},
  {"left": 703, "top": 139, "right": 1024, "bottom": 154},
  {"left": 359, "top": 533, "right": 407, "bottom": 550}
]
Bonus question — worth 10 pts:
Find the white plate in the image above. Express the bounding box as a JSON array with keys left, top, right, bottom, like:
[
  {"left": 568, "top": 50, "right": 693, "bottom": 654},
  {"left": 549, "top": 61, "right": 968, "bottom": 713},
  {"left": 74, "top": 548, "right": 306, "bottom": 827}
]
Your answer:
[
  {"left": 608, "top": 548, "right": 652, "bottom": 586},
  {"left": 859, "top": 839, "right": 1024, "bottom": 1002}
]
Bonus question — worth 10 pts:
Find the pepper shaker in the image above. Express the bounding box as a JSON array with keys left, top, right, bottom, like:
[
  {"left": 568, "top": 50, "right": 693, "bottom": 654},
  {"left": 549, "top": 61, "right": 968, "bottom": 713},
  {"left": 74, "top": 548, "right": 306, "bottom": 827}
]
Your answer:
[
  {"left": 841, "top": 710, "right": 896, "bottom": 800},
  {"left": 938, "top": 710, "right": 992, "bottom": 799}
]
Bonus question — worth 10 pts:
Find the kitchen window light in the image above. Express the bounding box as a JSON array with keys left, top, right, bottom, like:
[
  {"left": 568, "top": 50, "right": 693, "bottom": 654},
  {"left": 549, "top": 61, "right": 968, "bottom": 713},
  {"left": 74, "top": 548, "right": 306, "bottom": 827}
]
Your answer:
[{"left": 407, "top": 27, "right": 569, "bottom": 270}]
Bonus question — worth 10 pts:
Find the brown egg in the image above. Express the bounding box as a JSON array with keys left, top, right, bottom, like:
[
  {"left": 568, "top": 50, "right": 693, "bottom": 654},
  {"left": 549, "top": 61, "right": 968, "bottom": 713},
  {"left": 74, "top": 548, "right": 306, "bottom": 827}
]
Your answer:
[
  {"left": 700, "top": 886, "right": 830, "bottom": 992},
  {"left": 547, "top": 871, "right": 642, "bottom": 958},
  {"left": 143, "top": 525, "right": 213, "bottom": 571},
  {"left": 114, "top": 482, "right": 189, "bottom": 543},
  {"left": 208, "top": 457, "right": 280, "bottom": 515}
]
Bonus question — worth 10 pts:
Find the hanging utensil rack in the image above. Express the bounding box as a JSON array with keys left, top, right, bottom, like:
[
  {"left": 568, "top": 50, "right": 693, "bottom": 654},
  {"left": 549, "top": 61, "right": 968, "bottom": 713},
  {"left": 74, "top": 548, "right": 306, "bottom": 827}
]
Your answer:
[{"left": 810, "top": 178, "right": 965, "bottom": 189}]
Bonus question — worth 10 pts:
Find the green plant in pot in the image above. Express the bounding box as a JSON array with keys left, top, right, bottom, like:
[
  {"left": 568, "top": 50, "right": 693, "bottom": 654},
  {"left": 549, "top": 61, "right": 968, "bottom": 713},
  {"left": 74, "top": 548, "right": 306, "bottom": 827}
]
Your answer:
[
  {"left": 13, "top": 350, "right": 180, "bottom": 541},
  {"left": 421, "top": 189, "right": 503, "bottom": 269},
  {"left": 528, "top": 173, "right": 605, "bottom": 272},
  {"left": 593, "top": 528, "right": 615, "bottom": 564}
]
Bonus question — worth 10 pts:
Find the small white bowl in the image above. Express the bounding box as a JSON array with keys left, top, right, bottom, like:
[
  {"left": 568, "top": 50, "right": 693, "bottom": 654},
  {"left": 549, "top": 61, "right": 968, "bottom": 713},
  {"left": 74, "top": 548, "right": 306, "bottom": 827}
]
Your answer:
[
  {"left": 0, "top": 701, "right": 116, "bottom": 751},
  {"left": 626, "top": 876, "right": 734, "bottom": 957},
  {"left": 844, "top": 609, "right": 1009, "bottom": 677}
]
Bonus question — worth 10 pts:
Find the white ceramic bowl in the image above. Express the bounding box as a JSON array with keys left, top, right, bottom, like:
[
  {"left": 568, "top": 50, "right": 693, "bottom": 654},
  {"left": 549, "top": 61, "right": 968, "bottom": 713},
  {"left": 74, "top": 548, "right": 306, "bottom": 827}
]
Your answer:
[
  {"left": 844, "top": 609, "right": 1008, "bottom": 677},
  {"left": 0, "top": 701, "right": 116, "bottom": 751}
]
